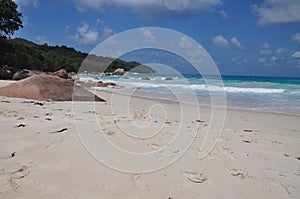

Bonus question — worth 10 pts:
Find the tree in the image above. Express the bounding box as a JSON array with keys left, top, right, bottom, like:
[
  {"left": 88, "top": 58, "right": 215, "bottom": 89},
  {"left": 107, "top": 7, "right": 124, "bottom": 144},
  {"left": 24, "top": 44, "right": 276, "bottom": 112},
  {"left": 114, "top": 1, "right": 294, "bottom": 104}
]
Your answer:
[{"left": 0, "top": 0, "right": 23, "bottom": 38}]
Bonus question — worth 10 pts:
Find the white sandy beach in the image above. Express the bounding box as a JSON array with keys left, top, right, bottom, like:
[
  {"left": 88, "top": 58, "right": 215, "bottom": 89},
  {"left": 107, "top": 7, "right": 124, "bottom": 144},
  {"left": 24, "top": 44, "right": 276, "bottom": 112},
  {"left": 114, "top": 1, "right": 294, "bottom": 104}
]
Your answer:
[{"left": 0, "top": 80, "right": 299, "bottom": 199}]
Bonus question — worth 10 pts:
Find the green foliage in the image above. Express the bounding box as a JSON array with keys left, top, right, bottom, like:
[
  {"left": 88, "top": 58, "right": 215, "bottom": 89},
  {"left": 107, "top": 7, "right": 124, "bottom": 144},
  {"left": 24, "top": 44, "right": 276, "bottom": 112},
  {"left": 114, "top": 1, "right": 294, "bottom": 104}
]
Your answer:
[
  {"left": 0, "top": 0, "right": 23, "bottom": 38},
  {"left": 0, "top": 37, "right": 157, "bottom": 73},
  {"left": 79, "top": 55, "right": 156, "bottom": 74}
]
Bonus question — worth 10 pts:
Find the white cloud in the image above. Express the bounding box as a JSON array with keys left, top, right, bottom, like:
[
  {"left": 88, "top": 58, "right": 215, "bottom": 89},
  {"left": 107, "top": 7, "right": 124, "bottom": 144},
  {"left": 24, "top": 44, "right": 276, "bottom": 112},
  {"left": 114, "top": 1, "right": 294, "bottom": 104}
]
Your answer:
[
  {"left": 213, "top": 35, "right": 245, "bottom": 49},
  {"left": 291, "top": 51, "right": 300, "bottom": 58},
  {"left": 140, "top": 28, "right": 156, "bottom": 44},
  {"left": 179, "top": 37, "right": 193, "bottom": 49},
  {"left": 259, "top": 42, "right": 272, "bottom": 55},
  {"left": 72, "top": 21, "right": 100, "bottom": 45},
  {"left": 72, "top": 0, "right": 222, "bottom": 16},
  {"left": 212, "top": 35, "right": 230, "bottom": 48},
  {"left": 259, "top": 49, "right": 272, "bottom": 55},
  {"left": 261, "top": 42, "right": 270, "bottom": 49},
  {"left": 14, "top": 0, "right": 40, "bottom": 8},
  {"left": 258, "top": 56, "right": 278, "bottom": 65},
  {"left": 230, "top": 37, "right": 245, "bottom": 49},
  {"left": 36, "top": 35, "right": 50, "bottom": 44},
  {"left": 68, "top": 20, "right": 115, "bottom": 46},
  {"left": 219, "top": 10, "right": 229, "bottom": 21},
  {"left": 270, "top": 56, "right": 278, "bottom": 62},
  {"left": 96, "top": 18, "right": 104, "bottom": 25},
  {"left": 252, "top": 0, "right": 300, "bottom": 26},
  {"left": 291, "top": 33, "right": 300, "bottom": 44},
  {"left": 258, "top": 57, "right": 267, "bottom": 64},
  {"left": 276, "top": 48, "right": 285, "bottom": 54},
  {"left": 102, "top": 27, "right": 115, "bottom": 39}
]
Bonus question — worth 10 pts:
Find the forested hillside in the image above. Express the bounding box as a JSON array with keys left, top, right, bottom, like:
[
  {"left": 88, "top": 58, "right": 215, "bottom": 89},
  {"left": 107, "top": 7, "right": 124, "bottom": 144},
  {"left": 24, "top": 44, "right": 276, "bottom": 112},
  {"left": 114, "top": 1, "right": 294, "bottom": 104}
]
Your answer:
[{"left": 0, "top": 37, "right": 156, "bottom": 73}]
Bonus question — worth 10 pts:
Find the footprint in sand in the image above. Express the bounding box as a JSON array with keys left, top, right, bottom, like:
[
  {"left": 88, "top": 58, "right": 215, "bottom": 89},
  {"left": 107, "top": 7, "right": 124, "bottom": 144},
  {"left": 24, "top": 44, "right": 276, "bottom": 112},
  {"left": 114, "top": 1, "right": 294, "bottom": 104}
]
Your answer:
[
  {"left": 0, "top": 166, "right": 30, "bottom": 193},
  {"left": 102, "top": 128, "right": 116, "bottom": 136},
  {"left": 183, "top": 170, "right": 207, "bottom": 184},
  {"left": 132, "top": 174, "right": 151, "bottom": 191},
  {"left": 147, "top": 143, "right": 160, "bottom": 150},
  {"left": 45, "top": 138, "right": 65, "bottom": 150},
  {"left": 208, "top": 146, "right": 235, "bottom": 160},
  {"left": 11, "top": 166, "right": 29, "bottom": 180},
  {"left": 226, "top": 167, "right": 248, "bottom": 179}
]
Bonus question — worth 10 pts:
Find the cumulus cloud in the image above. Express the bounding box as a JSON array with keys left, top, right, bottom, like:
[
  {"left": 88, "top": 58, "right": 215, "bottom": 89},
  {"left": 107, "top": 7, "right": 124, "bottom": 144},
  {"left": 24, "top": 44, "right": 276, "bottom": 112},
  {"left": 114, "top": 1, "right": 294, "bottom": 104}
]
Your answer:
[
  {"left": 140, "top": 28, "right": 156, "bottom": 44},
  {"left": 291, "top": 32, "right": 300, "bottom": 44},
  {"left": 259, "top": 42, "right": 272, "bottom": 55},
  {"left": 258, "top": 57, "right": 267, "bottom": 64},
  {"left": 179, "top": 37, "right": 193, "bottom": 49},
  {"left": 71, "top": 0, "right": 222, "bottom": 16},
  {"left": 252, "top": 0, "right": 300, "bottom": 26},
  {"left": 212, "top": 35, "right": 230, "bottom": 48},
  {"left": 291, "top": 51, "right": 300, "bottom": 58},
  {"left": 213, "top": 35, "right": 245, "bottom": 49},
  {"left": 258, "top": 56, "right": 278, "bottom": 65},
  {"left": 67, "top": 20, "right": 115, "bottom": 46},
  {"left": 102, "top": 27, "right": 115, "bottom": 39},
  {"left": 270, "top": 56, "right": 278, "bottom": 62},
  {"left": 276, "top": 48, "right": 285, "bottom": 54},
  {"left": 219, "top": 10, "right": 229, "bottom": 21},
  {"left": 230, "top": 37, "right": 245, "bottom": 49},
  {"left": 70, "top": 21, "right": 100, "bottom": 45},
  {"left": 261, "top": 42, "right": 270, "bottom": 49}
]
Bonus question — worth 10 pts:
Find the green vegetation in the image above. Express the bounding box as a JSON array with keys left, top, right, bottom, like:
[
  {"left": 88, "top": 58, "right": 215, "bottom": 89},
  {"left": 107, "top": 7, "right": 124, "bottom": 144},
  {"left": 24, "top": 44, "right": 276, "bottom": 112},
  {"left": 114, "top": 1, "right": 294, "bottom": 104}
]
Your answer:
[
  {"left": 0, "top": 37, "right": 156, "bottom": 73},
  {"left": 80, "top": 54, "right": 156, "bottom": 73},
  {"left": 0, "top": 0, "right": 23, "bottom": 38}
]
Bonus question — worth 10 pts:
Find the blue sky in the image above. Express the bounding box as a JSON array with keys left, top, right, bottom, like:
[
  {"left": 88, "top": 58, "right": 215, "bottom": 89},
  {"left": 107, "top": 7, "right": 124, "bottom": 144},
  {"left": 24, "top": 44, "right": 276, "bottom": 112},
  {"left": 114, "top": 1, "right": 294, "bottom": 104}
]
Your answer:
[{"left": 13, "top": 0, "right": 300, "bottom": 77}]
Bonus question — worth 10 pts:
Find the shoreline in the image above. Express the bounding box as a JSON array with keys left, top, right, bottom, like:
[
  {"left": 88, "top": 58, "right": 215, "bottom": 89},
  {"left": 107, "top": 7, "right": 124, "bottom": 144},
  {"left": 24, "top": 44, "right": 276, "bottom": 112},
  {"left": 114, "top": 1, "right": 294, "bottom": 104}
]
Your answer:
[{"left": 98, "top": 88, "right": 300, "bottom": 117}]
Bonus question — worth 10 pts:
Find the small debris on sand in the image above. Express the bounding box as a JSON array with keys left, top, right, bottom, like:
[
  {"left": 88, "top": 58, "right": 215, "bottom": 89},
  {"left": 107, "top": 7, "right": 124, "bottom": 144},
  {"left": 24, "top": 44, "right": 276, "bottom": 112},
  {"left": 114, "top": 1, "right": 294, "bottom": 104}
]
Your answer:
[
  {"left": 196, "top": 120, "right": 204, "bottom": 123},
  {"left": 243, "top": 140, "right": 251, "bottom": 143},
  {"left": 50, "top": 128, "right": 68, "bottom": 134},
  {"left": 14, "top": 124, "right": 26, "bottom": 128},
  {"left": 0, "top": 100, "right": 10, "bottom": 103}
]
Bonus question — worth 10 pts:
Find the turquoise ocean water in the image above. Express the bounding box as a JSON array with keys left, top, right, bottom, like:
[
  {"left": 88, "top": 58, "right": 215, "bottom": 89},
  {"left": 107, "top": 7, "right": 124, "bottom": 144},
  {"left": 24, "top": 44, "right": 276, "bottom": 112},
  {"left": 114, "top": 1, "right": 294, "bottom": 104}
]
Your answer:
[{"left": 79, "top": 74, "right": 300, "bottom": 116}]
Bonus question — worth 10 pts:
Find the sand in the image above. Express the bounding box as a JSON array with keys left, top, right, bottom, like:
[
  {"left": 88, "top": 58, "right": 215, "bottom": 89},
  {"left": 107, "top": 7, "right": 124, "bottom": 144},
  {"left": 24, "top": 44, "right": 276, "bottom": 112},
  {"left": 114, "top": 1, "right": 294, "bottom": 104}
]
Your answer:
[{"left": 0, "top": 80, "right": 299, "bottom": 198}]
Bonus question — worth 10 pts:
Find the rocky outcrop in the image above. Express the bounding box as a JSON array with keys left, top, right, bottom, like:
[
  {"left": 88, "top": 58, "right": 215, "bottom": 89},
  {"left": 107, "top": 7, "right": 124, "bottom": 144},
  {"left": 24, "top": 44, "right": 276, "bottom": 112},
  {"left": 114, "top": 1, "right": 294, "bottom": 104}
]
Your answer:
[
  {"left": 112, "top": 68, "right": 125, "bottom": 76},
  {"left": 141, "top": 75, "right": 150, "bottom": 80},
  {"left": 96, "top": 82, "right": 117, "bottom": 87},
  {"left": 12, "top": 69, "right": 36, "bottom": 80},
  {"left": 68, "top": 72, "right": 79, "bottom": 81},
  {"left": 77, "top": 80, "right": 118, "bottom": 88},
  {"left": 0, "top": 75, "right": 105, "bottom": 102},
  {"left": 0, "top": 66, "right": 81, "bottom": 82},
  {"left": 50, "top": 69, "right": 68, "bottom": 79},
  {"left": 165, "top": 77, "right": 174, "bottom": 81},
  {"left": 0, "top": 67, "right": 14, "bottom": 80}
]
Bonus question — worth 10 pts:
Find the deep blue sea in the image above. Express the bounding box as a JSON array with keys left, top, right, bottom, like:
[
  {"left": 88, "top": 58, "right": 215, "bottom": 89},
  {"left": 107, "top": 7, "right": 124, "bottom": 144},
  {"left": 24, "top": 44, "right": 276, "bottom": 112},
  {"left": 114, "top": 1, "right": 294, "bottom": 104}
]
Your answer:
[{"left": 79, "top": 74, "right": 300, "bottom": 115}]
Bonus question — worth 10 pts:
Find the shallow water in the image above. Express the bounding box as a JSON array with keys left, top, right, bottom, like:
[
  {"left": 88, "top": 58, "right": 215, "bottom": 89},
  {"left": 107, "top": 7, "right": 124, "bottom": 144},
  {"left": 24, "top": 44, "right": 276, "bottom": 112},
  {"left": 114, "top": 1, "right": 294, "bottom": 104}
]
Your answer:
[{"left": 79, "top": 74, "right": 300, "bottom": 116}]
